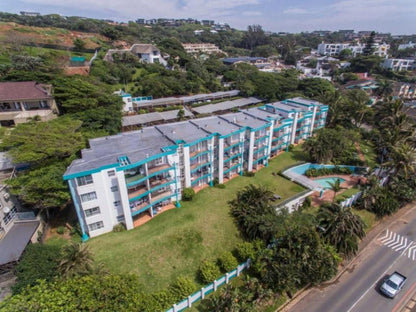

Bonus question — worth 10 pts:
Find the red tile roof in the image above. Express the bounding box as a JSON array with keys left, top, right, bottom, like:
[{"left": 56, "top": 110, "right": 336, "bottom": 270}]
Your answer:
[{"left": 0, "top": 81, "right": 53, "bottom": 101}]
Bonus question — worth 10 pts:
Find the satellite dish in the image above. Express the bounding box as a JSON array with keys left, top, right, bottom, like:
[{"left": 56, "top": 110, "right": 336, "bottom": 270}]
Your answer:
[{"left": 3, "top": 206, "right": 10, "bottom": 214}]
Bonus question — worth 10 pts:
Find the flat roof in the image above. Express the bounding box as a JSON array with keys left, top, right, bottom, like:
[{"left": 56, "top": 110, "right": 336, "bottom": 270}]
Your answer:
[
  {"left": 241, "top": 107, "right": 282, "bottom": 121},
  {"left": 190, "top": 116, "right": 241, "bottom": 136},
  {"left": 267, "top": 102, "right": 303, "bottom": 112},
  {"left": 156, "top": 121, "right": 210, "bottom": 144},
  {"left": 286, "top": 97, "right": 324, "bottom": 107},
  {"left": 122, "top": 107, "right": 193, "bottom": 127},
  {"left": 220, "top": 112, "right": 267, "bottom": 129},
  {"left": 0, "top": 220, "right": 39, "bottom": 265},
  {"left": 192, "top": 97, "right": 261, "bottom": 114}
]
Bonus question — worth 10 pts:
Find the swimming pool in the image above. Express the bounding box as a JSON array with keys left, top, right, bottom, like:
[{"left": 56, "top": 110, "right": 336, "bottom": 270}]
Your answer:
[
  {"left": 314, "top": 177, "right": 346, "bottom": 189},
  {"left": 288, "top": 163, "right": 363, "bottom": 175}
]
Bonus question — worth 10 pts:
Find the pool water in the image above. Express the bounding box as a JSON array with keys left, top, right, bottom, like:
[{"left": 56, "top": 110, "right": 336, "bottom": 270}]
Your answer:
[
  {"left": 288, "top": 163, "right": 360, "bottom": 175},
  {"left": 314, "top": 177, "right": 346, "bottom": 189}
]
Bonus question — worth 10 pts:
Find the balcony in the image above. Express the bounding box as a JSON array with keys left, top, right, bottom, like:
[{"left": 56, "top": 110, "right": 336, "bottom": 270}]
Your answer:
[
  {"left": 125, "top": 173, "right": 146, "bottom": 184},
  {"left": 151, "top": 190, "right": 172, "bottom": 203},
  {"left": 190, "top": 160, "right": 210, "bottom": 172},
  {"left": 149, "top": 177, "right": 169, "bottom": 188},
  {"left": 128, "top": 185, "right": 147, "bottom": 200},
  {"left": 190, "top": 147, "right": 208, "bottom": 158},
  {"left": 131, "top": 200, "right": 150, "bottom": 213},
  {"left": 148, "top": 163, "right": 170, "bottom": 175}
]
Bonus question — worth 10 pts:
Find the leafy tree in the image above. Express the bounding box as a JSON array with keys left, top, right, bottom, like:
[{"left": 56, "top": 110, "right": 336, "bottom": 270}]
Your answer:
[
  {"left": 298, "top": 78, "right": 335, "bottom": 98},
  {"left": 11, "top": 55, "right": 44, "bottom": 71},
  {"left": 327, "top": 178, "right": 345, "bottom": 202},
  {"left": 363, "top": 31, "right": 376, "bottom": 56},
  {"left": 72, "top": 38, "right": 86, "bottom": 51},
  {"left": 317, "top": 203, "right": 366, "bottom": 258},
  {"left": 339, "top": 49, "right": 352, "bottom": 60},
  {"left": 241, "top": 25, "right": 268, "bottom": 50},
  {"left": 376, "top": 79, "right": 394, "bottom": 98},
  {"left": 58, "top": 243, "right": 94, "bottom": 278},
  {"left": 229, "top": 184, "right": 278, "bottom": 242}
]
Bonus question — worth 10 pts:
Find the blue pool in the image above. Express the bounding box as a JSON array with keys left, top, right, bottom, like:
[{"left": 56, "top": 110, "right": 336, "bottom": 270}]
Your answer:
[
  {"left": 288, "top": 163, "right": 362, "bottom": 175},
  {"left": 314, "top": 177, "right": 346, "bottom": 189}
]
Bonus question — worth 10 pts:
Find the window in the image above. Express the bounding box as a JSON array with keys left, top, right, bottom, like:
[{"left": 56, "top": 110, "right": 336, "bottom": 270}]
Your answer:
[
  {"left": 84, "top": 206, "right": 100, "bottom": 217},
  {"left": 114, "top": 200, "right": 121, "bottom": 207},
  {"left": 107, "top": 170, "right": 116, "bottom": 177},
  {"left": 3, "top": 206, "right": 17, "bottom": 225},
  {"left": 77, "top": 175, "right": 93, "bottom": 186},
  {"left": 111, "top": 185, "right": 118, "bottom": 192},
  {"left": 116, "top": 215, "right": 125, "bottom": 222},
  {"left": 88, "top": 221, "right": 104, "bottom": 231},
  {"left": 80, "top": 191, "right": 97, "bottom": 202}
]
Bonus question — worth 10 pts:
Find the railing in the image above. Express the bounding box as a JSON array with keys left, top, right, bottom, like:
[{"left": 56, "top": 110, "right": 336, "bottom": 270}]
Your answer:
[
  {"left": 340, "top": 191, "right": 363, "bottom": 208},
  {"left": 166, "top": 259, "right": 251, "bottom": 312},
  {"left": 16, "top": 211, "right": 36, "bottom": 221}
]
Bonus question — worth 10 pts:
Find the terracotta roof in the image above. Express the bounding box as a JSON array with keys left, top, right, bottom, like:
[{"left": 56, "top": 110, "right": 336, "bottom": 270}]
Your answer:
[
  {"left": 130, "top": 44, "right": 159, "bottom": 54},
  {"left": 0, "top": 81, "right": 53, "bottom": 102}
]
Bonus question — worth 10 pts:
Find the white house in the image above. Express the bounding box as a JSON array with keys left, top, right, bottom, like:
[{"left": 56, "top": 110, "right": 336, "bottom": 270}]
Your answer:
[
  {"left": 104, "top": 44, "right": 168, "bottom": 66},
  {"left": 382, "top": 58, "right": 416, "bottom": 71}
]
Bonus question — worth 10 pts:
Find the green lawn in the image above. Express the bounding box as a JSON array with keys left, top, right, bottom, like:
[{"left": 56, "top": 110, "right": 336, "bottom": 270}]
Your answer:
[
  {"left": 335, "top": 186, "right": 361, "bottom": 202},
  {"left": 88, "top": 147, "right": 305, "bottom": 293}
]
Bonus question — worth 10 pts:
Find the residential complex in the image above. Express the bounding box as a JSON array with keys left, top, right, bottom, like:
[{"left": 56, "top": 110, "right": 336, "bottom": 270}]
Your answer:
[
  {"left": 64, "top": 97, "right": 328, "bottom": 240},
  {"left": 0, "top": 81, "right": 58, "bottom": 126},
  {"left": 182, "top": 43, "right": 222, "bottom": 54},
  {"left": 317, "top": 42, "right": 389, "bottom": 57},
  {"left": 382, "top": 58, "right": 416, "bottom": 71}
]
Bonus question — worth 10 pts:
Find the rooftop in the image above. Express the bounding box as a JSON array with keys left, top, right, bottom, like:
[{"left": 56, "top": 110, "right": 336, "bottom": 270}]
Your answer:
[
  {"left": 190, "top": 116, "right": 241, "bottom": 136},
  {"left": 0, "top": 81, "right": 53, "bottom": 102},
  {"left": 122, "top": 107, "right": 193, "bottom": 127},
  {"left": 220, "top": 112, "right": 268, "bottom": 129},
  {"left": 156, "top": 121, "right": 210, "bottom": 144}
]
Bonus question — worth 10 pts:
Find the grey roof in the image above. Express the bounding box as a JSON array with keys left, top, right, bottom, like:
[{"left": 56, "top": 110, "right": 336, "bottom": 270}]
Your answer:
[
  {"left": 190, "top": 116, "right": 241, "bottom": 136},
  {"left": 0, "top": 220, "right": 39, "bottom": 265},
  {"left": 133, "top": 97, "right": 182, "bottom": 108},
  {"left": 130, "top": 44, "right": 160, "bottom": 54},
  {"left": 220, "top": 112, "right": 268, "bottom": 129},
  {"left": 64, "top": 127, "right": 174, "bottom": 176},
  {"left": 122, "top": 107, "right": 193, "bottom": 127},
  {"left": 267, "top": 102, "right": 303, "bottom": 112},
  {"left": 181, "top": 90, "right": 240, "bottom": 103},
  {"left": 286, "top": 97, "right": 324, "bottom": 107},
  {"left": 192, "top": 97, "right": 261, "bottom": 114},
  {"left": 156, "top": 121, "right": 210, "bottom": 143},
  {"left": 0, "top": 152, "right": 13, "bottom": 171},
  {"left": 240, "top": 107, "right": 282, "bottom": 122}
]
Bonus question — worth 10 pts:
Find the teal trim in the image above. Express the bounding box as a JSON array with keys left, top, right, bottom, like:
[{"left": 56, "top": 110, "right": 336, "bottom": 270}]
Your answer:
[
  {"left": 220, "top": 129, "right": 245, "bottom": 139},
  {"left": 117, "top": 151, "right": 175, "bottom": 171},
  {"left": 271, "top": 142, "right": 289, "bottom": 151},
  {"left": 296, "top": 124, "right": 311, "bottom": 131},
  {"left": 126, "top": 166, "right": 173, "bottom": 188},
  {"left": 129, "top": 181, "right": 175, "bottom": 203},
  {"left": 118, "top": 156, "right": 130, "bottom": 165},
  {"left": 253, "top": 145, "right": 268, "bottom": 154},
  {"left": 68, "top": 180, "right": 89, "bottom": 241},
  {"left": 273, "top": 124, "right": 291, "bottom": 132},
  {"left": 253, "top": 155, "right": 268, "bottom": 164},
  {"left": 297, "top": 116, "right": 312, "bottom": 122},
  {"left": 162, "top": 144, "right": 178, "bottom": 152},
  {"left": 191, "top": 173, "right": 211, "bottom": 185},
  {"left": 63, "top": 163, "right": 119, "bottom": 180},
  {"left": 224, "top": 153, "right": 241, "bottom": 163},
  {"left": 224, "top": 163, "right": 241, "bottom": 174},
  {"left": 254, "top": 135, "right": 268, "bottom": 144},
  {"left": 185, "top": 135, "right": 213, "bottom": 147},
  {"left": 272, "top": 133, "right": 290, "bottom": 142},
  {"left": 252, "top": 122, "right": 272, "bottom": 132},
  {"left": 224, "top": 141, "right": 241, "bottom": 152},
  {"left": 190, "top": 149, "right": 210, "bottom": 160},
  {"left": 190, "top": 162, "right": 210, "bottom": 174}
]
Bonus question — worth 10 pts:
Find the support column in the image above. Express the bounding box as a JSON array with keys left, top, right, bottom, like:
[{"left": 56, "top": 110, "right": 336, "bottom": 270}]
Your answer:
[
  {"left": 218, "top": 137, "right": 224, "bottom": 184},
  {"left": 290, "top": 113, "right": 298, "bottom": 144},
  {"left": 247, "top": 131, "right": 255, "bottom": 172},
  {"left": 68, "top": 179, "right": 89, "bottom": 241}
]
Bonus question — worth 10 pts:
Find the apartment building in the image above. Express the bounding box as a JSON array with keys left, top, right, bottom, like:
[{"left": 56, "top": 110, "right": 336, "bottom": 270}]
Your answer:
[
  {"left": 317, "top": 42, "right": 389, "bottom": 57},
  {"left": 64, "top": 98, "right": 328, "bottom": 240},
  {"left": 182, "top": 43, "right": 222, "bottom": 54},
  {"left": 382, "top": 58, "right": 416, "bottom": 71},
  {"left": 104, "top": 44, "right": 167, "bottom": 65}
]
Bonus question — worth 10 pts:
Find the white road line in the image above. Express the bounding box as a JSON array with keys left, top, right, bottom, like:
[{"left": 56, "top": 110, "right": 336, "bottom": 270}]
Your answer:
[
  {"left": 394, "top": 238, "right": 408, "bottom": 251},
  {"left": 379, "top": 229, "right": 389, "bottom": 241},
  {"left": 347, "top": 242, "right": 414, "bottom": 312},
  {"left": 391, "top": 236, "right": 405, "bottom": 250},
  {"left": 386, "top": 233, "right": 400, "bottom": 247}
]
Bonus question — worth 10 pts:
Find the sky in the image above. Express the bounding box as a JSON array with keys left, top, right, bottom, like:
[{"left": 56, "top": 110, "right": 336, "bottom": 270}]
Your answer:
[{"left": 1, "top": 0, "right": 416, "bottom": 35}]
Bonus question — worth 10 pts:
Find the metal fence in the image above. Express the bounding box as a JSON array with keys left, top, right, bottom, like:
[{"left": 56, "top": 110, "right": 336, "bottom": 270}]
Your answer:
[
  {"left": 339, "top": 191, "right": 362, "bottom": 208},
  {"left": 166, "top": 259, "right": 251, "bottom": 312}
]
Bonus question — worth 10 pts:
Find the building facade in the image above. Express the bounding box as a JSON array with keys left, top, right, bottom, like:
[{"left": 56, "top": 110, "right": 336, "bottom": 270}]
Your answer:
[
  {"left": 382, "top": 58, "right": 416, "bottom": 71},
  {"left": 317, "top": 42, "right": 389, "bottom": 57},
  {"left": 64, "top": 98, "right": 328, "bottom": 240},
  {"left": 182, "top": 43, "right": 222, "bottom": 54},
  {"left": 104, "top": 44, "right": 167, "bottom": 65}
]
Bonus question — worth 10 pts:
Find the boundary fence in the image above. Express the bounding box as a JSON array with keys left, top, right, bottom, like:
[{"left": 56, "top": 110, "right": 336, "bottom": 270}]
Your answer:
[{"left": 166, "top": 259, "right": 251, "bottom": 312}]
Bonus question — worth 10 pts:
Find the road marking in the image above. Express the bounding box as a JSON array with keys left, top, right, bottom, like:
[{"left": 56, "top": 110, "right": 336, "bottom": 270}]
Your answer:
[
  {"left": 378, "top": 230, "right": 416, "bottom": 261},
  {"left": 347, "top": 242, "right": 414, "bottom": 312}
]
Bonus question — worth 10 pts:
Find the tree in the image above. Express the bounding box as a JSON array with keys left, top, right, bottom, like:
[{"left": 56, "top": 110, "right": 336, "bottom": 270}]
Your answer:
[
  {"left": 176, "top": 108, "right": 185, "bottom": 121},
  {"left": 58, "top": 243, "right": 94, "bottom": 278},
  {"left": 363, "top": 31, "right": 376, "bottom": 56},
  {"left": 241, "top": 25, "right": 268, "bottom": 50},
  {"left": 317, "top": 203, "right": 366, "bottom": 258},
  {"left": 229, "top": 184, "right": 278, "bottom": 242},
  {"left": 339, "top": 48, "right": 352, "bottom": 60},
  {"left": 72, "top": 38, "right": 86, "bottom": 51},
  {"left": 376, "top": 79, "right": 393, "bottom": 98},
  {"left": 327, "top": 178, "right": 345, "bottom": 202},
  {"left": 384, "top": 142, "right": 416, "bottom": 179}
]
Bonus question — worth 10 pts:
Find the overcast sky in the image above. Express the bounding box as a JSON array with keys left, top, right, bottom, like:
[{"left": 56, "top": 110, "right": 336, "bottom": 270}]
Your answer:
[{"left": 1, "top": 0, "right": 416, "bottom": 34}]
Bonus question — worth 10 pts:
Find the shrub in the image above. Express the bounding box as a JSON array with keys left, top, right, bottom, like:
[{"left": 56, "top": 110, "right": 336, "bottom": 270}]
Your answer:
[
  {"left": 212, "top": 177, "right": 219, "bottom": 186},
  {"left": 168, "top": 276, "right": 197, "bottom": 302},
  {"left": 56, "top": 226, "right": 65, "bottom": 235},
  {"left": 218, "top": 252, "right": 238, "bottom": 272},
  {"left": 198, "top": 260, "right": 221, "bottom": 283},
  {"left": 215, "top": 183, "right": 226, "bottom": 189},
  {"left": 182, "top": 188, "right": 195, "bottom": 201},
  {"left": 243, "top": 171, "right": 255, "bottom": 177},
  {"left": 288, "top": 144, "right": 295, "bottom": 151},
  {"left": 113, "top": 223, "right": 126, "bottom": 232},
  {"left": 302, "top": 196, "right": 311, "bottom": 209}
]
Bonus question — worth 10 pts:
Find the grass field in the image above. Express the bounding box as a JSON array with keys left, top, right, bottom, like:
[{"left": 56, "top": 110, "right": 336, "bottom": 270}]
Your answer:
[{"left": 88, "top": 147, "right": 305, "bottom": 293}]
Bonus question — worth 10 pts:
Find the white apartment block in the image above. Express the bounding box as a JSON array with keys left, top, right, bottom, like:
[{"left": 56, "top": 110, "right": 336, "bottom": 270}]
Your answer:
[
  {"left": 64, "top": 98, "right": 328, "bottom": 240},
  {"left": 182, "top": 43, "right": 222, "bottom": 54},
  {"left": 398, "top": 42, "right": 416, "bottom": 50},
  {"left": 382, "top": 58, "right": 416, "bottom": 71},
  {"left": 317, "top": 42, "right": 389, "bottom": 57}
]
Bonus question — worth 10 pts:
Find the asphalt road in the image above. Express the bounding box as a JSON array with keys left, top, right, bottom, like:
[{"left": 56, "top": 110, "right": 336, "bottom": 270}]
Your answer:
[{"left": 288, "top": 206, "right": 416, "bottom": 312}]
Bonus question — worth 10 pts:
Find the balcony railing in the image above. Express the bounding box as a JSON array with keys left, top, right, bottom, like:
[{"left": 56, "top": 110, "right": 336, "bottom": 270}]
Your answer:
[
  {"left": 151, "top": 190, "right": 173, "bottom": 203},
  {"left": 148, "top": 164, "right": 171, "bottom": 175},
  {"left": 128, "top": 185, "right": 147, "bottom": 199}
]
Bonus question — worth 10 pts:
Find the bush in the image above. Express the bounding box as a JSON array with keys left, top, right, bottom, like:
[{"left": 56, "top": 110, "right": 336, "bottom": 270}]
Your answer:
[
  {"left": 212, "top": 177, "right": 219, "bottom": 186},
  {"left": 198, "top": 260, "right": 221, "bottom": 283},
  {"left": 304, "top": 166, "right": 353, "bottom": 177},
  {"left": 234, "top": 240, "right": 265, "bottom": 263},
  {"left": 288, "top": 144, "right": 295, "bottom": 151},
  {"left": 182, "top": 188, "right": 195, "bottom": 201},
  {"left": 168, "top": 276, "right": 197, "bottom": 302},
  {"left": 113, "top": 223, "right": 126, "bottom": 232},
  {"left": 56, "top": 226, "right": 65, "bottom": 235},
  {"left": 218, "top": 252, "right": 238, "bottom": 272},
  {"left": 243, "top": 171, "right": 255, "bottom": 177},
  {"left": 12, "top": 244, "right": 61, "bottom": 294},
  {"left": 301, "top": 196, "right": 311, "bottom": 209},
  {"left": 215, "top": 183, "right": 226, "bottom": 189}
]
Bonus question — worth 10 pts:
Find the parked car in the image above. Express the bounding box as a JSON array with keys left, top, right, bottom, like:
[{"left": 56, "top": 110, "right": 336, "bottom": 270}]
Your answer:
[{"left": 380, "top": 272, "right": 407, "bottom": 298}]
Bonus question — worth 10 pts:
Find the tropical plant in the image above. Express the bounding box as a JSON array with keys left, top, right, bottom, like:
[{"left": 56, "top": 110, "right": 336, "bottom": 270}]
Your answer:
[
  {"left": 317, "top": 203, "right": 366, "bottom": 258},
  {"left": 58, "top": 243, "right": 94, "bottom": 278},
  {"left": 327, "top": 178, "right": 346, "bottom": 202}
]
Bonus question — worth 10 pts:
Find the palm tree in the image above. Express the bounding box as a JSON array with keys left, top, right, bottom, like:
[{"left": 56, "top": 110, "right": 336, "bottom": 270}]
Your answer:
[
  {"left": 58, "top": 242, "right": 94, "bottom": 278},
  {"left": 317, "top": 203, "right": 366, "bottom": 258},
  {"left": 384, "top": 142, "right": 416, "bottom": 179},
  {"left": 327, "top": 178, "right": 345, "bottom": 202},
  {"left": 376, "top": 79, "right": 394, "bottom": 99}
]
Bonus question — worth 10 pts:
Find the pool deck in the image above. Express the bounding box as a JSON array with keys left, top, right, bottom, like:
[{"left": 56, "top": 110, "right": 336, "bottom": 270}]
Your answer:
[{"left": 310, "top": 174, "right": 366, "bottom": 206}]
